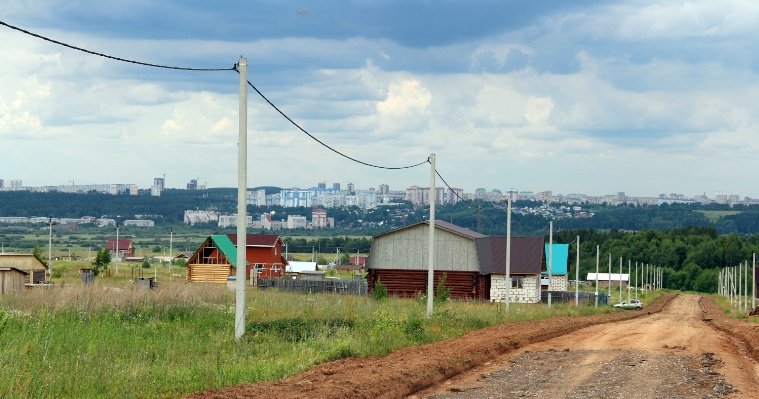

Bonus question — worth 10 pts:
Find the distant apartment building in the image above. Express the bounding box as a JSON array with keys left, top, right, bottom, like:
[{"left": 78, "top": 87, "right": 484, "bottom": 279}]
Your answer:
[
  {"left": 218, "top": 214, "right": 253, "bottom": 228},
  {"left": 318, "top": 181, "right": 326, "bottom": 189},
  {"left": 332, "top": 182, "right": 341, "bottom": 191},
  {"left": 151, "top": 177, "right": 165, "bottom": 197},
  {"left": 280, "top": 189, "right": 312, "bottom": 207},
  {"left": 286, "top": 215, "right": 308, "bottom": 229},
  {"left": 311, "top": 208, "right": 335, "bottom": 228},
  {"left": 405, "top": 185, "right": 444, "bottom": 206},
  {"left": 444, "top": 187, "right": 464, "bottom": 205},
  {"left": 10, "top": 180, "right": 22, "bottom": 188},
  {"left": 123, "top": 220, "right": 155, "bottom": 227},
  {"left": 246, "top": 189, "right": 267, "bottom": 206},
  {"left": 0, "top": 179, "right": 3, "bottom": 188},
  {"left": 186, "top": 179, "right": 198, "bottom": 190},
  {"left": 184, "top": 210, "right": 220, "bottom": 225},
  {"left": 378, "top": 184, "right": 389, "bottom": 195},
  {"left": 346, "top": 182, "right": 355, "bottom": 194}
]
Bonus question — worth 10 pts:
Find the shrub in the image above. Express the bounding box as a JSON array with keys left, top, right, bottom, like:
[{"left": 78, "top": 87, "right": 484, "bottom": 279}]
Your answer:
[
  {"left": 434, "top": 273, "right": 451, "bottom": 304},
  {"left": 371, "top": 279, "right": 388, "bottom": 301}
]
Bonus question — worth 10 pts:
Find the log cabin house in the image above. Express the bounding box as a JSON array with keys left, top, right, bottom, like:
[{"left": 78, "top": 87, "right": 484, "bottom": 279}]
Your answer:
[{"left": 185, "top": 233, "right": 287, "bottom": 284}]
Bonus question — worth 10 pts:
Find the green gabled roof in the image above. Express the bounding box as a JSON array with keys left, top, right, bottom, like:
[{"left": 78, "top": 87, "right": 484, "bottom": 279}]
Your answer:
[{"left": 210, "top": 234, "right": 239, "bottom": 267}]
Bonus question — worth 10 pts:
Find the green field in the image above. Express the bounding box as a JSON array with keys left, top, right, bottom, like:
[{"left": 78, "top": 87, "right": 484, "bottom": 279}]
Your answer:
[
  {"left": 0, "top": 270, "right": 655, "bottom": 399},
  {"left": 695, "top": 210, "right": 741, "bottom": 223}
]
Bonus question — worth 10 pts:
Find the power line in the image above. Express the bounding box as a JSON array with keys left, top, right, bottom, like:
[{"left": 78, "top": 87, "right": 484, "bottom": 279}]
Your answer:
[
  {"left": 237, "top": 70, "right": 430, "bottom": 170},
  {"left": 434, "top": 169, "right": 478, "bottom": 209},
  {"left": 0, "top": 20, "right": 234, "bottom": 71},
  {"left": 1, "top": 19, "right": 430, "bottom": 170}
]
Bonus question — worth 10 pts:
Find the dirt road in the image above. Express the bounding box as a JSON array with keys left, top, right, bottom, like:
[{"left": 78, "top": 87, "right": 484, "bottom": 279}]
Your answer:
[{"left": 420, "top": 295, "right": 759, "bottom": 398}]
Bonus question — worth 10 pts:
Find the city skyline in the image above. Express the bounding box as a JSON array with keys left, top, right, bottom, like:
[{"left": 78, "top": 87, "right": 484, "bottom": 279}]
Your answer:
[
  {"left": 3, "top": 2, "right": 759, "bottom": 196},
  {"left": 0, "top": 175, "right": 752, "bottom": 204}
]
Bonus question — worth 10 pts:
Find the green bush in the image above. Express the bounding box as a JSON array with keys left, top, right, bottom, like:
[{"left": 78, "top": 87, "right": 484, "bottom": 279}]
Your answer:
[
  {"left": 371, "top": 279, "right": 388, "bottom": 301},
  {"left": 434, "top": 273, "right": 451, "bottom": 304}
]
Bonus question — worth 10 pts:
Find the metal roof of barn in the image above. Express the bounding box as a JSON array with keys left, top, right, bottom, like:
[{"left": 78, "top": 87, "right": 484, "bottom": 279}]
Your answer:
[
  {"left": 475, "top": 236, "right": 545, "bottom": 275},
  {"left": 373, "top": 220, "right": 486, "bottom": 240}
]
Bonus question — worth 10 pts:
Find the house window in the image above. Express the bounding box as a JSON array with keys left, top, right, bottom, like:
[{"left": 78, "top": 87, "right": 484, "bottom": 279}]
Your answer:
[
  {"left": 255, "top": 264, "right": 264, "bottom": 270},
  {"left": 511, "top": 276, "right": 523, "bottom": 289}
]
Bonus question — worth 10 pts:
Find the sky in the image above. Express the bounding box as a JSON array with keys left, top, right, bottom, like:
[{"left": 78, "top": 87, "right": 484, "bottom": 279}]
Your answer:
[{"left": 2, "top": 0, "right": 759, "bottom": 198}]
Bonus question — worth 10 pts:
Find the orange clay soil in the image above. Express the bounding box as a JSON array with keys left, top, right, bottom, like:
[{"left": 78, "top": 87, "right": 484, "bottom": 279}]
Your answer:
[{"left": 186, "top": 294, "right": 676, "bottom": 399}]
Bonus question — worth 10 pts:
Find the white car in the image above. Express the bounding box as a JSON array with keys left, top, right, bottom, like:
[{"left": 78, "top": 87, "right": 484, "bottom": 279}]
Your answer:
[{"left": 613, "top": 299, "right": 643, "bottom": 310}]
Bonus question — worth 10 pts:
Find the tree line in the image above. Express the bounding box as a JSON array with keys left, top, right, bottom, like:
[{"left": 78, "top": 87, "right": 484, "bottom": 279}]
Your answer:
[{"left": 554, "top": 227, "right": 759, "bottom": 294}]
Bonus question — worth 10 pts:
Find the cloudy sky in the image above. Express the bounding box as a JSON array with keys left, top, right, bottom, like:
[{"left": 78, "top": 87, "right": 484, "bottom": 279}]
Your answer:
[{"left": 2, "top": 0, "right": 758, "bottom": 197}]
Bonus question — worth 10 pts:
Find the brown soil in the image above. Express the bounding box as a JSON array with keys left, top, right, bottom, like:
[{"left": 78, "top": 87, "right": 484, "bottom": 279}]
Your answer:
[
  {"left": 418, "top": 294, "right": 759, "bottom": 399},
  {"left": 186, "top": 295, "right": 675, "bottom": 399}
]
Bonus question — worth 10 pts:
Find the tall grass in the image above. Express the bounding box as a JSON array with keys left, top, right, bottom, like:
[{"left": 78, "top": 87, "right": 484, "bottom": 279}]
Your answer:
[{"left": 1, "top": 282, "right": 618, "bottom": 399}]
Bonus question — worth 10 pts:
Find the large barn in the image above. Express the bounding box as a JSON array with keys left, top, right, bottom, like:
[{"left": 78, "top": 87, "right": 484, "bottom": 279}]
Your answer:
[
  {"left": 185, "top": 233, "right": 287, "bottom": 284},
  {"left": 367, "top": 221, "right": 545, "bottom": 302}
]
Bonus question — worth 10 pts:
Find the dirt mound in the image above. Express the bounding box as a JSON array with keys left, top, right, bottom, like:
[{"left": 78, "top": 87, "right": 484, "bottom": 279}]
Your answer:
[
  {"left": 185, "top": 294, "right": 675, "bottom": 399},
  {"left": 701, "top": 297, "right": 759, "bottom": 362}
]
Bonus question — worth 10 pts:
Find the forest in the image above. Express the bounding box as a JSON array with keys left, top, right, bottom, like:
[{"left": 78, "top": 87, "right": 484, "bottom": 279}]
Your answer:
[{"left": 557, "top": 227, "right": 759, "bottom": 294}]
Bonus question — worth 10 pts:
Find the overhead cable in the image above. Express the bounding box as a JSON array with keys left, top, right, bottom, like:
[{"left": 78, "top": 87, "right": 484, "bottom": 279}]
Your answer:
[
  {"left": 0, "top": 20, "right": 233, "bottom": 71},
  {"left": 434, "top": 169, "right": 478, "bottom": 209},
  {"left": 238, "top": 72, "right": 430, "bottom": 170}
]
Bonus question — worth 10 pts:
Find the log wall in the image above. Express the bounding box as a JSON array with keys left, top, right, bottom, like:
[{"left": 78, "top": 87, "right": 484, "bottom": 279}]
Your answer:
[
  {"left": 368, "top": 269, "right": 480, "bottom": 300},
  {"left": 186, "top": 264, "right": 231, "bottom": 284}
]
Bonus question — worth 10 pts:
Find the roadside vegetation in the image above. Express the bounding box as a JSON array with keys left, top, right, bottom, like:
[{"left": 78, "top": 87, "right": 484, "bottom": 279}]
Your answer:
[{"left": 0, "top": 277, "right": 636, "bottom": 399}]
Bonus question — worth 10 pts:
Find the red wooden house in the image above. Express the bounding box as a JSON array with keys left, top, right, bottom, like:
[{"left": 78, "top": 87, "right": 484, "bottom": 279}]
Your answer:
[
  {"left": 185, "top": 233, "right": 287, "bottom": 284},
  {"left": 106, "top": 238, "right": 134, "bottom": 258}
]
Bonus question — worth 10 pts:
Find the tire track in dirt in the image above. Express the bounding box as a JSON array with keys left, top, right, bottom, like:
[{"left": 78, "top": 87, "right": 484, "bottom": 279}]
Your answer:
[{"left": 419, "top": 295, "right": 759, "bottom": 399}]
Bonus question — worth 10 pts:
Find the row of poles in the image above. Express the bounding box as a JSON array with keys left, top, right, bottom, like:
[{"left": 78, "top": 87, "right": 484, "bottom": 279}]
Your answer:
[
  {"left": 718, "top": 253, "right": 757, "bottom": 312},
  {"left": 591, "top": 252, "right": 664, "bottom": 307}
]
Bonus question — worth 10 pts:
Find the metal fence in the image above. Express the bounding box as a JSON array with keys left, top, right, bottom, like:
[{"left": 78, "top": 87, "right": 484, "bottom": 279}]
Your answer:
[
  {"left": 541, "top": 291, "right": 607, "bottom": 305},
  {"left": 257, "top": 278, "right": 368, "bottom": 296}
]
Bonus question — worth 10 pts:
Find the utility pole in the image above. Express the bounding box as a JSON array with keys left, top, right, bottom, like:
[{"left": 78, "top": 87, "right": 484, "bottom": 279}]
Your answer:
[
  {"left": 740, "top": 263, "right": 744, "bottom": 310},
  {"left": 575, "top": 235, "right": 580, "bottom": 306},
  {"left": 753, "top": 253, "right": 756, "bottom": 309},
  {"left": 234, "top": 56, "right": 248, "bottom": 340},
  {"left": 627, "top": 259, "right": 631, "bottom": 301},
  {"left": 48, "top": 217, "right": 53, "bottom": 283},
  {"left": 607, "top": 253, "right": 612, "bottom": 298},
  {"left": 505, "top": 195, "right": 512, "bottom": 311},
  {"left": 427, "top": 153, "right": 436, "bottom": 316},
  {"left": 548, "top": 220, "right": 553, "bottom": 307},
  {"left": 745, "top": 261, "right": 749, "bottom": 311},
  {"left": 618, "top": 257, "right": 622, "bottom": 304},
  {"left": 594, "top": 245, "right": 599, "bottom": 307},
  {"left": 168, "top": 227, "right": 173, "bottom": 281},
  {"left": 115, "top": 223, "right": 120, "bottom": 275},
  {"left": 635, "top": 261, "right": 638, "bottom": 300}
]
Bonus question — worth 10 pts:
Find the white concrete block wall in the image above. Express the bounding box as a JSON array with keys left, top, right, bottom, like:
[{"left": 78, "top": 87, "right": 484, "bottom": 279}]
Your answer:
[
  {"left": 490, "top": 274, "right": 540, "bottom": 304},
  {"left": 550, "top": 275, "right": 568, "bottom": 291}
]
